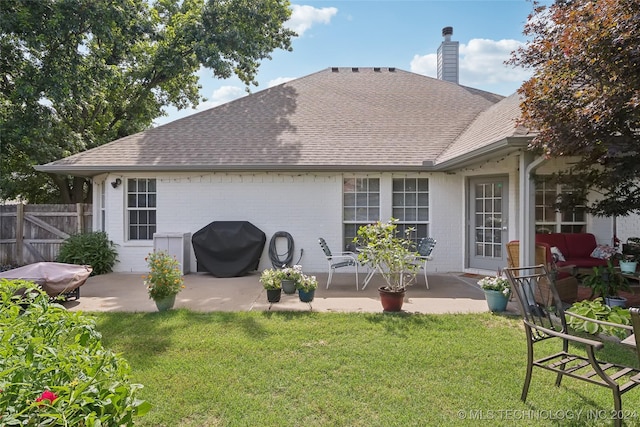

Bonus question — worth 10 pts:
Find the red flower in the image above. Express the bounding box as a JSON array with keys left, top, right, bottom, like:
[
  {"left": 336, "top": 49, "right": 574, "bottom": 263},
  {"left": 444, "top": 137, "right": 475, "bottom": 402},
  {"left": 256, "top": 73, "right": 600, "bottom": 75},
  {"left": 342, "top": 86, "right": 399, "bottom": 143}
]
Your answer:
[{"left": 35, "top": 390, "right": 58, "bottom": 405}]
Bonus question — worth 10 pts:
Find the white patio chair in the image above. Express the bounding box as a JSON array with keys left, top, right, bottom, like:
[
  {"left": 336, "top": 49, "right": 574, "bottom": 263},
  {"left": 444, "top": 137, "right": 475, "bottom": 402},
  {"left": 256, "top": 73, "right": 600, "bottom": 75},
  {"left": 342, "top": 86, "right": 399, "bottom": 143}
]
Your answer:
[
  {"left": 413, "top": 237, "right": 436, "bottom": 289},
  {"left": 318, "top": 238, "right": 359, "bottom": 290}
]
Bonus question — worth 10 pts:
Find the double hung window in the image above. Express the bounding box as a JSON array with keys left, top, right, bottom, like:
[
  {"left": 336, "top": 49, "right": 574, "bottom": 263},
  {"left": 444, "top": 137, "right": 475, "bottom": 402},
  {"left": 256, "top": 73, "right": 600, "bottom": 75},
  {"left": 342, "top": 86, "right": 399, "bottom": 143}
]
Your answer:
[
  {"left": 535, "top": 177, "right": 586, "bottom": 233},
  {"left": 127, "top": 178, "right": 157, "bottom": 240},
  {"left": 392, "top": 178, "right": 429, "bottom": 244},
  {"left": 343, "top": 178, "right": 380, "bottom": 249}
]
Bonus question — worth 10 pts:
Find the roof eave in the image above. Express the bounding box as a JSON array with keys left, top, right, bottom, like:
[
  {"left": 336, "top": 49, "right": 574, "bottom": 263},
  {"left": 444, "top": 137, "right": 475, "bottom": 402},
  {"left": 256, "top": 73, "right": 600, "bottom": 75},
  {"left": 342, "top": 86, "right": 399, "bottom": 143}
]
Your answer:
[
  {"left": 430, "top": 136, "right": 533, "bottom": 171},
  {"left": 34, "top": 136, "right": 534, "bottom": 177},
  {"left": 34, "top": 163, "right": 437, "bottom": 177}
]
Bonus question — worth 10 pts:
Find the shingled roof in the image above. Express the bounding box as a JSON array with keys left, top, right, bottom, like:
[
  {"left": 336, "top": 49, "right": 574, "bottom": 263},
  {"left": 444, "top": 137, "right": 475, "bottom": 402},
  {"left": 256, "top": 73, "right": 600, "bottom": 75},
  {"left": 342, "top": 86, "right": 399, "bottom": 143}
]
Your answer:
[{"left": 37, "top": 67, "right": 532, "bottom": 177}]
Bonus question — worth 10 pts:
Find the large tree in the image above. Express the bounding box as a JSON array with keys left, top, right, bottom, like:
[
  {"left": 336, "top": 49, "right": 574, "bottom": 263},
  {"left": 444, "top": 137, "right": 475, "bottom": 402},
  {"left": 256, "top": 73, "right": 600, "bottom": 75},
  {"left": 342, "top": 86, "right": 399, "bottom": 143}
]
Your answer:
[
  {"left": 510, "top": 0, "right": 640, "bottom": 216},
  {"left": 0, "top": 0, "right": 295, "bottom": 203}
]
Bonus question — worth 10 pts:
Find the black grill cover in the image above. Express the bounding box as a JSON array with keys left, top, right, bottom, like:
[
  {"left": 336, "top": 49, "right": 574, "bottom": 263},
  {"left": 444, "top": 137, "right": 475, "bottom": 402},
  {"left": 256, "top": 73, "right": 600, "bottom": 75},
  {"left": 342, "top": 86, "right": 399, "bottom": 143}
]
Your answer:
[{"left": 192, "top": 221, "right": 266, "bottom": 277}]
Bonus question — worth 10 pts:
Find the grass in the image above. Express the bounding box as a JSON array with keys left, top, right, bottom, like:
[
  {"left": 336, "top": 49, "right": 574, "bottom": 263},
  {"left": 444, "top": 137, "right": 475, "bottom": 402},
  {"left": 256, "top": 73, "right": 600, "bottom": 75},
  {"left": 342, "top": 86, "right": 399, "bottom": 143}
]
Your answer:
[{"left": 91, "top": 310, "right": 640, "bottom": 426}]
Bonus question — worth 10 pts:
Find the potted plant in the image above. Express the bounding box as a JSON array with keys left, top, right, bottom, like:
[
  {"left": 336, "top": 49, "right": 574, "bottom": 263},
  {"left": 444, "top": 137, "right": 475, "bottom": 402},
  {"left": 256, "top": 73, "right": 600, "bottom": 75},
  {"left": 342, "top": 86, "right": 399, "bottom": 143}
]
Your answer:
[
  {"left": 354, "top": 219, "right": 420, "bottom": 312},
  {"left": 144, "top": 250, "right": 185, "bottom": 311},
  {"left": 259, "top": 268, "right": 283, "bottom": 302},
  {"left": 296, "top": 273, "right": 318, "bottom": 302},
  {"left": 566, "top": 298, "right": 631, "bottom": 340},
  {"left": 622, "top": 237, "right": 640, "bottom": 260},
  {"left": 583, "top": 260, "right": 631, "bottom": 307},
  {"left": 619, "top": 254, "right": 638, "bottom": 275},
  {"left": 279, "top": 265, "right": 303, "bottom": 294},
  {"left": 477, "top": 274, "right": 511, "bottom": 313}
]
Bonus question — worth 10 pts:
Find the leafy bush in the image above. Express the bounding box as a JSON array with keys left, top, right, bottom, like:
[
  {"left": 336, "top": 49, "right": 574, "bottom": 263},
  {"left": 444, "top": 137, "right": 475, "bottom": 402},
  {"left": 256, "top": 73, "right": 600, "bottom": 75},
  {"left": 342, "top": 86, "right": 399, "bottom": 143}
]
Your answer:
[
  {"left": 57, "top": 231, "right": 118, "bottom": 275},
  {"left": 0, "top": 279, "right": 150, "bottom": 425},
  {"left": 566, "top": 298, "right": 631, "bottom": 339},
  {"left": 354, "top": 219, "right": 420, "bottom": 291},
  {"left": 144, "top": 251, "right": 185, "bottom": 300}
]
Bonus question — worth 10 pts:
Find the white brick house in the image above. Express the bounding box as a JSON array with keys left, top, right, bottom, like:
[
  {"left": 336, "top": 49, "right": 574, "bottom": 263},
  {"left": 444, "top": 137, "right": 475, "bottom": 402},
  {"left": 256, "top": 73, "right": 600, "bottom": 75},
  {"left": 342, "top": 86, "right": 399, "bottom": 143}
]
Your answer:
[{"left": 37, "top": 66, "right": 616, "bottom": 274}]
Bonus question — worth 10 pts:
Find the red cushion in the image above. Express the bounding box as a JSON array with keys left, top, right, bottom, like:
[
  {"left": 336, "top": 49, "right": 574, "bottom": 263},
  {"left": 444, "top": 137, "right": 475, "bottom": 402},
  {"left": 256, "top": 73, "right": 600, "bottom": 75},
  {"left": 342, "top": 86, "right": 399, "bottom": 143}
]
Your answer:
[
  {"left": 557, "top": 258, "right": 608, "bottom": 269},
  {"left": 564, "top": 233, "right": 598, "bottom": 259}
]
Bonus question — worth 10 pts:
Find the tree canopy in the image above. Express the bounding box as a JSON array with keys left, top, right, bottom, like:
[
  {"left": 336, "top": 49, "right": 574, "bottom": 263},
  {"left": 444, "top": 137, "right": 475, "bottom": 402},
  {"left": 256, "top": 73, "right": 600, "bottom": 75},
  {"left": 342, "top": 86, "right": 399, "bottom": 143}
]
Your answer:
[
  {"left": 0, "top": 0, "right": 295, "bottom": 203},
  {"left": 510, "top": 0, "right": 640, "bottom": 216}
]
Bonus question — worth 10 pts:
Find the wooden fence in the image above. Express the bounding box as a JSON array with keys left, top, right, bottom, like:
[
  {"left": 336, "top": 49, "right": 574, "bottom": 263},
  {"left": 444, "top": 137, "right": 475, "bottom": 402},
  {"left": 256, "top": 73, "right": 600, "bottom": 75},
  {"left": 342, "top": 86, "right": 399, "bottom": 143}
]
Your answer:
[{"left": 0, "top": 204, "right": 92, "bottom": 266}]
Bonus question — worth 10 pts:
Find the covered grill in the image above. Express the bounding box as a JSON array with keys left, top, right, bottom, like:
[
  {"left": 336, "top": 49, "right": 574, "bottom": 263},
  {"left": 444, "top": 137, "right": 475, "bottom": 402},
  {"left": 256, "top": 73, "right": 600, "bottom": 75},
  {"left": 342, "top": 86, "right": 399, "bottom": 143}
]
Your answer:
[{"left": 191, "top": 221, "right": 266, "bottom": 277}]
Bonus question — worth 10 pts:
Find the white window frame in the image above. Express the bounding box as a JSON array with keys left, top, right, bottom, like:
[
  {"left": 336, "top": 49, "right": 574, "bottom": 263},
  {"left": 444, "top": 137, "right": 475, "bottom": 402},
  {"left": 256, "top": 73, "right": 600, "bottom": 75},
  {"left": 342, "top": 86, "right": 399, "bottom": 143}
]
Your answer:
[
  {"left": 535, "top": 177, "right": 587, "bottom": 233},
  {"left": 126, "top": 178, "right": 157, "bottom": 241},
  {"left": 343, "top": 177, "right": 380, "bottom": 249},
  {"left": 392, "top": 177, "right": 430, "bottom": 244}
]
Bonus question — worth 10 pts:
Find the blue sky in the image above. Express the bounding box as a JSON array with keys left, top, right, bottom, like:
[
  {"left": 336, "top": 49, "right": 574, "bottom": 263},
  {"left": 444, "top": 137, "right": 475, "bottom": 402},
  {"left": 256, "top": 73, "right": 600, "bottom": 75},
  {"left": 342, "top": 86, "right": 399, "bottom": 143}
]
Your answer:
[{"left": 156, "top": 0, "right": 547, "bottom": 126}]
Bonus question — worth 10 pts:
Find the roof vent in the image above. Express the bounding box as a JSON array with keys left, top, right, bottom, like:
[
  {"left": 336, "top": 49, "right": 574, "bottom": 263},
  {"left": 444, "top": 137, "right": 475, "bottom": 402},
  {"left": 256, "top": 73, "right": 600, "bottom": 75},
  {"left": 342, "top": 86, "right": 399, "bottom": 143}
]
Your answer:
[
  {"left": 352, "top": 67, "right": 359, "bottom": 72},
  {"left": 374, "top": 67, "right": 381, "bottom": 72},
  {"left": 389, "top": 67, "right": 396, "bottom": 72},
  {"left": 331, "top": 67, "right": 339, "bottom": 72}
]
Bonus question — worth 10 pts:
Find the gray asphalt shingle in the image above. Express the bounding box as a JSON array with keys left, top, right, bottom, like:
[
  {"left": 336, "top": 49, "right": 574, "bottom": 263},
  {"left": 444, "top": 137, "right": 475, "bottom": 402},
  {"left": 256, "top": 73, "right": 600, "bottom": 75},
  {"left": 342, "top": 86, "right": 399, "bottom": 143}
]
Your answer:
[{"left": 38, "top": 67, "right": 529, "bottom": 175}]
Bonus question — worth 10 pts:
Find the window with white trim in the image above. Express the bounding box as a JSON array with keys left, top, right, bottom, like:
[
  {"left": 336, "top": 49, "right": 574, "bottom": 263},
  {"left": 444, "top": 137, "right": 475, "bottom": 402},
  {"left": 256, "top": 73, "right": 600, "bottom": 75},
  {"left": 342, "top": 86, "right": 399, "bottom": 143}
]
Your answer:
[
  {"left": 127, "top": 178, "right": 156, "bottom": 240},
  {"left": 535, "top": 177, "right": 586, "bottom": 233},
  {"left": 343, "top": 178, "right": 380, "bottom": 249},
  {"left": 392, "top": 177, "right": 429, "bottom": 244}
]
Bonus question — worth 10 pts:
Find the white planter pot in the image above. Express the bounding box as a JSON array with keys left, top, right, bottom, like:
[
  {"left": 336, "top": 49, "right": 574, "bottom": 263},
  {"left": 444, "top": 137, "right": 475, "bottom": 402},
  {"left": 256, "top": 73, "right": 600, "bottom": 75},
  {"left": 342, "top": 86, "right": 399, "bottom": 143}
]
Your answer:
[
  {"left": 605, "top": 296, "right": 627, "bottom": 308},
  {"left": 619, "top": 261, "right": 637, "bottom": 274}
]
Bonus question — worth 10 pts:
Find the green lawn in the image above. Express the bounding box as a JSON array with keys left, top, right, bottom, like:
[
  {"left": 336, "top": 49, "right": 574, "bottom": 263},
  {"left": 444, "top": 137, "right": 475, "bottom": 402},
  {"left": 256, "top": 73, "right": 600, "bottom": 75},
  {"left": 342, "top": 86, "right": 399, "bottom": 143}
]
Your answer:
[{"left": 92, "top": 310, "right": 640, "bottom": 426}]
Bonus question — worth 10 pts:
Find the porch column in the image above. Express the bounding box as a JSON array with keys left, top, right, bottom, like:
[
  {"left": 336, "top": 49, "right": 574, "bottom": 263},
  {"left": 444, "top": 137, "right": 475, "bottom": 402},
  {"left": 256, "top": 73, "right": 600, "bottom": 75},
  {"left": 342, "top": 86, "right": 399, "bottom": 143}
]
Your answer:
[{"left": 518, "top": 153, "right": 546, "bottom": 267}]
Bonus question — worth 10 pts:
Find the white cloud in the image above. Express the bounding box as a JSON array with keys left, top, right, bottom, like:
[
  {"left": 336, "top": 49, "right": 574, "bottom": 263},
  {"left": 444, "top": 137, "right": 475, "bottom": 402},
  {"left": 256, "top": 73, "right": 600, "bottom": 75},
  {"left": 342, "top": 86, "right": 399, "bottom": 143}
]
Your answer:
[
  {"left": 460, "top": 39, "right": 529, "bottom": 85},
  {"left": 287, "top": 5, "right": 338, "bottom": 36},
  {"left": 410, "top": 38, "right": 531, "bottom": 88},
  {"left": 268, "top": 76, "right": 295, "bottom": 87},
  {"left": 196, "top": 86, "right": 247, "bottom": 111},
  {"left": 410, "top": 53, "right": 437, "bottom": 78}
]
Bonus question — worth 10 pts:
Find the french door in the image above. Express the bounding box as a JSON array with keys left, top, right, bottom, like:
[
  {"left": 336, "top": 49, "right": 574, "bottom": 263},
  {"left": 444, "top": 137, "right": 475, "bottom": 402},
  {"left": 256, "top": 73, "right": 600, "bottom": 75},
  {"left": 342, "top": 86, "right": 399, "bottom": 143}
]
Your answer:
[{"left": 468, "top": 177, "right": 509, "bottom": 271}]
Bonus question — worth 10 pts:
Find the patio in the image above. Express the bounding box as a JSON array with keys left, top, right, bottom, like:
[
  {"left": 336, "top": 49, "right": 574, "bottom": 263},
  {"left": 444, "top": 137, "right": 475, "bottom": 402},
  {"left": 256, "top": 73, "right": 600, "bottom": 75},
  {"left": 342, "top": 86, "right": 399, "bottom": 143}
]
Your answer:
[{"left": 60, "top": 271, "right": 517, "bottom": 314}]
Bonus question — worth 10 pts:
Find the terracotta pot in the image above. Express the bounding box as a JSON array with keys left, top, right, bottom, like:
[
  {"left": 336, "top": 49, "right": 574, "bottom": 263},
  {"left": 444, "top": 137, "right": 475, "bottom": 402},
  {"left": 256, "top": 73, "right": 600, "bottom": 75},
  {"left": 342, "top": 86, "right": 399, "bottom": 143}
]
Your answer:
[{"left": 378, "top": 287, "right": 405, "bottom": 312}]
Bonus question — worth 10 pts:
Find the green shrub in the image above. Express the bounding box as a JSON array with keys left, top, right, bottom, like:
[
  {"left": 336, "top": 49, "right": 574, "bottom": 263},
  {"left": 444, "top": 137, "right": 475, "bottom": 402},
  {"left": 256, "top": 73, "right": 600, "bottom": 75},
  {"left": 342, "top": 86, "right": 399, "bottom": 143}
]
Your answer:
[
  {"left": 566, "top": 298, "right": 631, "bottom": 339},
  {"left": 0, "top": 279, "right": 150, "bottom": 425},
  {"left": 57, "top": 231, "right": 118, "bottom": 275}
]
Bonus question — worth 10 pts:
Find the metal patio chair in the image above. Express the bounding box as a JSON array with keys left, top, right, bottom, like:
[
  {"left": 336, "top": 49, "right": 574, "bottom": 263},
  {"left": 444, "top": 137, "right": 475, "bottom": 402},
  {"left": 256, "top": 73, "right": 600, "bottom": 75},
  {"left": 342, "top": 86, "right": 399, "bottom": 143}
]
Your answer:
[
  {"left": 504, "top": 264, "right": 640, "bottom": 427},
  {"left": 625, "top": 308, "right": 640, "bottom": 364},
  {"left": 318, "top": 238, "right": 359, "bottom": 290}
]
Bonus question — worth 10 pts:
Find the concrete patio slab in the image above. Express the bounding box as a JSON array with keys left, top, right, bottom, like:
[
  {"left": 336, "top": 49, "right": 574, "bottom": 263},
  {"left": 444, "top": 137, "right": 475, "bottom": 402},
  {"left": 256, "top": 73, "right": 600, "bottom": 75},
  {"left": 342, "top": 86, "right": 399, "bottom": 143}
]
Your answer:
[{"left": 60, "top": 271, "right": 518, "bottom": 314}]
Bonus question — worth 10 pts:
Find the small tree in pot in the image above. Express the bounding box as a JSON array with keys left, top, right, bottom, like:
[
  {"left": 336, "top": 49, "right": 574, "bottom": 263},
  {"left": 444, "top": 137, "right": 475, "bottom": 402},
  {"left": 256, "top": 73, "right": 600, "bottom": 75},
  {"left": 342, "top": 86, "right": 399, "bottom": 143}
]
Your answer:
[
  {"left": 354, "top": 219, "right": 420, "bottom": 311},
  {"left": 583, "top": 260, "right": 631, "bottom": 307}
]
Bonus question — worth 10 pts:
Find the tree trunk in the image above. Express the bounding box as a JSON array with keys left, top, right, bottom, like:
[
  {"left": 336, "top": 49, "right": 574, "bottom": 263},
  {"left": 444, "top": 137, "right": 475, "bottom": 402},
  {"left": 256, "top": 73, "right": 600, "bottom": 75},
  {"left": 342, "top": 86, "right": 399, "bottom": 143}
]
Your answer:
[{"left": 49, "top": 174, "right": 91, "bottom": 203}]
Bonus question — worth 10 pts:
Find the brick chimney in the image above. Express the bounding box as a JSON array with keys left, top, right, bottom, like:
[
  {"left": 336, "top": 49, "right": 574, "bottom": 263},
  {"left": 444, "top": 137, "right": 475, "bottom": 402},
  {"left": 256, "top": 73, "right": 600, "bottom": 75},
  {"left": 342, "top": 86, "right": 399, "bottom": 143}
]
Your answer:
[{"left": 437, "top": 26, "right": 459, "bottom": 84}]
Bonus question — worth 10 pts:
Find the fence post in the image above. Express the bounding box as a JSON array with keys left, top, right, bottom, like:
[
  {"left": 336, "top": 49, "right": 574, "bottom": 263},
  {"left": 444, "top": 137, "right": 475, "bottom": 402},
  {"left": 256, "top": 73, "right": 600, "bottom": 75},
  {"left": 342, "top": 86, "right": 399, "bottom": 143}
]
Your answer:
[
  {"left": 76, "top": 203, "right": 84, "bottom": 234},
  {"left": 16, "top": 203, "right": 24, "bottom": 265}
]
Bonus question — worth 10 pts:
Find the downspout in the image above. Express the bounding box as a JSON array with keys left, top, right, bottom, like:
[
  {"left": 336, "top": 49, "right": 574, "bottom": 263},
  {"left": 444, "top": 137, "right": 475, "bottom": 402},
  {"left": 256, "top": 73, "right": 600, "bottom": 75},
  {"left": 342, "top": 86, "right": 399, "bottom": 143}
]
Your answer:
[{"left": 519, "top": 153, "right": 547, "bottom": 268}]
